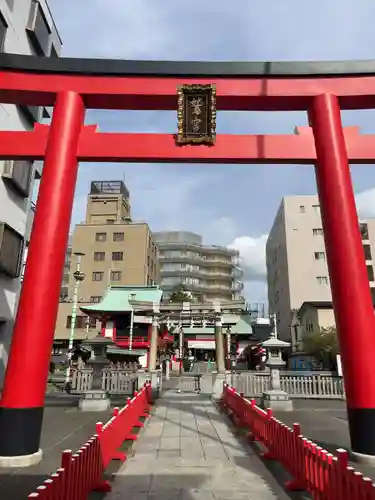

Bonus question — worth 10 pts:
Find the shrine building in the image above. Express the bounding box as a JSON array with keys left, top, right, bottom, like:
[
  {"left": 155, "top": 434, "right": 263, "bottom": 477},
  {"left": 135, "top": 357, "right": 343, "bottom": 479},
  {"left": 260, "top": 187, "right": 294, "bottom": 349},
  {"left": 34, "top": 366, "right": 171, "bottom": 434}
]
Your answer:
[{"left": 70, "top": 285, "right": 253, "bottom": 369}]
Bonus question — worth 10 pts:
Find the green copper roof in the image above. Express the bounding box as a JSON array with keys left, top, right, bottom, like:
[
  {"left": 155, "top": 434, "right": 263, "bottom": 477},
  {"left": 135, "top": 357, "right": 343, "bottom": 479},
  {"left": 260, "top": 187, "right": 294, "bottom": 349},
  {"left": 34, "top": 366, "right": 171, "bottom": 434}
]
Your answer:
[
  {"left": 81, "top": 285, "right": 163, "bottom": 313},
  {"left": 231, "top": 316, "right": 253, "bottom": 335}
]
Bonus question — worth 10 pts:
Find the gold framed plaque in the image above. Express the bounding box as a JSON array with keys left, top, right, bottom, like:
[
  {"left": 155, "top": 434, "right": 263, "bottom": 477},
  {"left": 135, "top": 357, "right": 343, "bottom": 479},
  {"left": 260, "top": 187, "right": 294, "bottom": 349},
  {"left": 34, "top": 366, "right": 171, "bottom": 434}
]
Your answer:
[{"left": 176, "top": 84, "right": 216, "bottom": 145}]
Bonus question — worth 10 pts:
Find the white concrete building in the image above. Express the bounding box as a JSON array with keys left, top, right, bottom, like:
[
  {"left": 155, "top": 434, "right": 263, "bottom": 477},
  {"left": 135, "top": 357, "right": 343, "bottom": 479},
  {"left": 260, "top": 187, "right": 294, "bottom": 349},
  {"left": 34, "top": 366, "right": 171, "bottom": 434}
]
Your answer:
[
  {"left": 266, "top": 195, "right": 375, "bottom": 345},
  {"left": 0, "top": 0, "right": 62, "bottom": 382},
  {"left": 154, "top": 231, "right": 244, "bottom": 302}
]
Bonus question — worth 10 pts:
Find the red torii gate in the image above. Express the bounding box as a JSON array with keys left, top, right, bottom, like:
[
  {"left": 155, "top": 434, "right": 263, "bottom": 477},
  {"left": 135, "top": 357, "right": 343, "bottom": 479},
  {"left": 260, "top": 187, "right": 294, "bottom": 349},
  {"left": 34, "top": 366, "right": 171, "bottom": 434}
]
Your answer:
[{"left": 0, "top": 55, "right": 375, "bottom": 465}]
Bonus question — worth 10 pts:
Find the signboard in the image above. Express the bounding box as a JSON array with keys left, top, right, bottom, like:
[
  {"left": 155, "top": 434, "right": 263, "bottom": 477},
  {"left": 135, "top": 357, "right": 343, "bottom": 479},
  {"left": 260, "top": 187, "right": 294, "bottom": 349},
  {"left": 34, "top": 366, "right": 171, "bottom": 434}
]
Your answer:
[{"left": 176, "top": 84, "right": 216, "bottom": 145}]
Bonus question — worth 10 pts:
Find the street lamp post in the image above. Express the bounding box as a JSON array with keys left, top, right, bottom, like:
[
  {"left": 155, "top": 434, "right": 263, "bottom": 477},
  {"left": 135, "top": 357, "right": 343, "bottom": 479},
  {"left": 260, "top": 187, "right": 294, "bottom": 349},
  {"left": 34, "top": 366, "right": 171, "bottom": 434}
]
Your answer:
[
  {"left": 271, "top": 312, "right": 278, "bottom": 338},
  {"left": 226, "top": 326, "right": 232, "bottom": 371},
  {"left": 65, "top": 252, "right": 85, "bottom": 388},
  {"left": 129, "top": 293, "right": 136, "bottom": 351}
]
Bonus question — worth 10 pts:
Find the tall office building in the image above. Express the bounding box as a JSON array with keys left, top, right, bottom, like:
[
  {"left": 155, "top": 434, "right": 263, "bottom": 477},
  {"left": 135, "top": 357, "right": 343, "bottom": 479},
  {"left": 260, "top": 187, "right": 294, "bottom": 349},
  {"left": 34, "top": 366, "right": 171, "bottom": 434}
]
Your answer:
[
  {"left": 266, "top": 195, "right": 375, "bottom": 342},
  {"left": 54, "top": 181, "right": 159, "bottom": 343},
  {"left": 0, "top": 0, "right": 61, "bottom": 381},
  {"left": 154, "top": 231, "right": 244, "bottom": 302}
]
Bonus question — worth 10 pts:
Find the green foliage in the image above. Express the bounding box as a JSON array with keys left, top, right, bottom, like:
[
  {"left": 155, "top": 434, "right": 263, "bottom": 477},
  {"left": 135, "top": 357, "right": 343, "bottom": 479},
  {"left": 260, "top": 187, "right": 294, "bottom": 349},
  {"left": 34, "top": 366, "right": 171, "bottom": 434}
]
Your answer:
[
  {"left": 302, "top": 325, "right": 339, "bottom": 364},
  {"left": 168, "top": 285, "right": 201, "bottom": 303}
]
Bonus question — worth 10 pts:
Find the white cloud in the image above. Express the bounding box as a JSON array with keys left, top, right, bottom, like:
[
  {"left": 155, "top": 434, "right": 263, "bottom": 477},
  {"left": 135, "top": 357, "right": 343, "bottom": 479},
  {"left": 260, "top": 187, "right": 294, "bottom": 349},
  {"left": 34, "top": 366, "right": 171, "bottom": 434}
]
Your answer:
[
  {"left": 203, "top": 217, "right": 238, "bottom": 247},
  {"left": 229, "top": 234, "right": 268, "bottom": 281},
  {"left": 357, "top": 188, "right": 375, "bottom": 220}
]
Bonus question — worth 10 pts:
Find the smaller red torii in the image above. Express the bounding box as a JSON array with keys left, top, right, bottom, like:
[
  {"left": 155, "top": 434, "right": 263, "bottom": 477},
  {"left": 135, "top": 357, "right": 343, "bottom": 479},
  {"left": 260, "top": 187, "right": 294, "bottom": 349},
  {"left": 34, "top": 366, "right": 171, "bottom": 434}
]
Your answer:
[{"left": 0, "top": 123, "right": 374, "bottom": 164}]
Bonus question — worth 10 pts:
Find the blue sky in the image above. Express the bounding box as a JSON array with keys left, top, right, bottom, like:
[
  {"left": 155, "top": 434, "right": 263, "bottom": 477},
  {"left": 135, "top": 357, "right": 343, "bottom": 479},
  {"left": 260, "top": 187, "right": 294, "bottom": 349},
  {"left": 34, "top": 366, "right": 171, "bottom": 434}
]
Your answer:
[{"left": 48, "top": 0, "right": 375, "bottom": 302}]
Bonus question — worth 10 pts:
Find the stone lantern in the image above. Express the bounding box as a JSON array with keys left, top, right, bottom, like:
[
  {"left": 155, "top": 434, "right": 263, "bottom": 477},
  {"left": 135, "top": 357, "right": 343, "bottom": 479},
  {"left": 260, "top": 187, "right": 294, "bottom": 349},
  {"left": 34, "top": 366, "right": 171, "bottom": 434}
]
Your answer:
[
  {"left": 260, "top": 332, "right": 293, "bottom": 411},
  {"left": 78, "top": 335, "right": 112, "bottom": 411}
]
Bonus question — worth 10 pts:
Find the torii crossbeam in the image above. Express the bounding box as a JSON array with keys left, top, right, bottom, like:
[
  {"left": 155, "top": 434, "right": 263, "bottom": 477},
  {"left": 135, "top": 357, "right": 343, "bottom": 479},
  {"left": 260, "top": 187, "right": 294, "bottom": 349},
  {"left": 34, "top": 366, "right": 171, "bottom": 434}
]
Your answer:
[{"left": 1, "top": 124, "right": 375, "bottom": 163}]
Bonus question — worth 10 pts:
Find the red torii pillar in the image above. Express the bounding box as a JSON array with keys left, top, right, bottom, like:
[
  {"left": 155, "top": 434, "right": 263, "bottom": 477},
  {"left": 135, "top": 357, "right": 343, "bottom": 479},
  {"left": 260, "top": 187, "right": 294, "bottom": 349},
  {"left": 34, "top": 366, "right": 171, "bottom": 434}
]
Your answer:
[
  {"left": 310, "top": 94, "right": 375, "bottom": 461},
  {"left": 0, "top": 91, "right": 85, "bottom": 466}
]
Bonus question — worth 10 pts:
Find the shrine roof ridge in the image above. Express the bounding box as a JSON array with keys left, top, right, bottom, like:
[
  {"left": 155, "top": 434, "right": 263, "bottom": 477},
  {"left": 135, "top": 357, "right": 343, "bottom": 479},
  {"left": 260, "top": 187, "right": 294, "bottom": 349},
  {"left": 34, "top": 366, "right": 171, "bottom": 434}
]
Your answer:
[{"left": 1, "top": 53, "right": 375, "bottom": 77}]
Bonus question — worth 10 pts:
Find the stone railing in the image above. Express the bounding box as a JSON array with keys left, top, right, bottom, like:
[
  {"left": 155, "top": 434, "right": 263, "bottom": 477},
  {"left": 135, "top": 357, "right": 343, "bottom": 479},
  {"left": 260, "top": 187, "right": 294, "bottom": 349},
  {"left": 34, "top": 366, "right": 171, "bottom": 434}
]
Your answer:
[
  {"left": 190, "top": 361, "right": 217, "bottom": 373},
  {"left": 101, "top": 369, "right": 138, "bottom": 395},
  {"left": 72, "top": 368, "right": 93, "bottom": 393},
  {"left": 226, "top": 371, "right": 345, "bottom": 400},
  {"left": 71, "top": 368, "right": 138, "bottom": 395}
]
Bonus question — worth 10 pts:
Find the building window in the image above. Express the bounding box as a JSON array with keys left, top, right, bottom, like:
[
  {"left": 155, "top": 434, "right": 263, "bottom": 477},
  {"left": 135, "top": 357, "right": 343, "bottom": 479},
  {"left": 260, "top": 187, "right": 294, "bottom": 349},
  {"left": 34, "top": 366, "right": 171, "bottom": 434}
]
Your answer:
[
  {"left": 90, "top": 296, "right": 102, "bottom": 303},
  {"left": 360, "top": 223, "right": 369, "bottom": 240},
  {"left": 111, "top": 270, "right": 122, "bottom": 281},
  {"left": 299, "top": 205, "right": 305, "bottom": 213},
  {"left": 313, "top": 228, "right": 323, "bottom": 236},
  {"left": 314, "top": 252, "right": 325, "bottom": 260},
  {"left": 113, "top": 232, "right": 124, "bottom": 242},
  {"left": 94, "top": 252, "right": 105, "bottom": 261},
  {"left": 0, "top": 13, "right": 7, "bottom": 52},
  {"left": 312, "top": 204, "right": 320, "bottom": 214},
  {"left": 316, "top": 276, "right": 329, "bottom": 285},
  {"left": 92, "top": 271, "right": 104, "bottom": 281},
  {"left": 364, "top": 244, "right": 372, "bottom": 261},
  {"left": 95, "top": 232, "right": 107, "bottom": 242},
  {"left": 112, "top": 251, "right": 123, "bottom": 261}
]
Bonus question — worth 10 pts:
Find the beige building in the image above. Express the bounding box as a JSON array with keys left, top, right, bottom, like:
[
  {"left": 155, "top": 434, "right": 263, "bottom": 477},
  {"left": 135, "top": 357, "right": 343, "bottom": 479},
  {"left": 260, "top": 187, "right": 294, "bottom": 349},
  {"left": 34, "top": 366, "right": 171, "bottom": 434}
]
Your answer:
[
  {"left": 54, "top": 180, "right": 158, "bottom": 343},
  {"left": 60, "top": 235, "right": 72, "bottom": 300},
  {"left": 153, "top": 231, "right": 244, "bottom": 302},
  {"left": 266, "top": 195, "right": 375, "bottom": 343}
]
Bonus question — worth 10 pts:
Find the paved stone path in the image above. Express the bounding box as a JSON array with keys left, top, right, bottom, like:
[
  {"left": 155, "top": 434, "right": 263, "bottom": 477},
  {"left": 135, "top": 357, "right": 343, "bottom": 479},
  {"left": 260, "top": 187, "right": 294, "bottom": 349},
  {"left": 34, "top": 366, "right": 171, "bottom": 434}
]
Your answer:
[{"left": 106, "top": 390, "right": 292, "bottom": 500}]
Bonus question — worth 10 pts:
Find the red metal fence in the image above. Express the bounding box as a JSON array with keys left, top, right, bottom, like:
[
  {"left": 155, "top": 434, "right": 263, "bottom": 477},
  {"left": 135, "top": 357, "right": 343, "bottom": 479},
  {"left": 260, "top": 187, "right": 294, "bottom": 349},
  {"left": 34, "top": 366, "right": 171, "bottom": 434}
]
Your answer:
[
  {"left": 221, "top": 383, "right": 375, "bottom": 500},
  {"left": 28, "top": 382, "right": 152, "bottom": 499}
]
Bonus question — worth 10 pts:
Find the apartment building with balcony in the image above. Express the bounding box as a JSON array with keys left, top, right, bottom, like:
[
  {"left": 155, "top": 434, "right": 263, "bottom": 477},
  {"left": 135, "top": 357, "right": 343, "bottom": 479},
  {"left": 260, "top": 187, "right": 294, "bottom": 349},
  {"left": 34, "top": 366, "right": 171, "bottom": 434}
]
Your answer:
[
  {"left": 54, "top": 181, "right": 159, "bottom": 345},
  {"left": 266, "top": 194, "right": 375, "bottom": 345},
  {"left": 153, "top": 231, "right": 244, "bottom": 302},
  {"left": 0, "top": 0, "right": 62, "bottom": 382}
]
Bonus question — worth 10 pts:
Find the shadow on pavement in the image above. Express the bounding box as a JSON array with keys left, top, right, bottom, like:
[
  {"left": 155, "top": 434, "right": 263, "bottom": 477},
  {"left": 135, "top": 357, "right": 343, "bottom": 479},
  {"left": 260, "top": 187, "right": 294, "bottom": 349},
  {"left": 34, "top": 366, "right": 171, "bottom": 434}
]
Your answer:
[
  {"left": 0, "top": 404, "right": 113, "bottom": 497},
  {"left": 90, "top": 472, "right": 212, "bottom": 500},
  {"left": 215, "top": 401, "right": 309, "bottom": 500}
]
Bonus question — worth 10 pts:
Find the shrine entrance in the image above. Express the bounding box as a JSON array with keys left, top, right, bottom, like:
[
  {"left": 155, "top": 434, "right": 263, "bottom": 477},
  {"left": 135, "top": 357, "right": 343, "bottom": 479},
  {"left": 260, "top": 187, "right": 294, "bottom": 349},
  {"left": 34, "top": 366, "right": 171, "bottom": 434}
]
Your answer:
[{"left": 0, "top": 55, "right": 375, "bottom": 463}]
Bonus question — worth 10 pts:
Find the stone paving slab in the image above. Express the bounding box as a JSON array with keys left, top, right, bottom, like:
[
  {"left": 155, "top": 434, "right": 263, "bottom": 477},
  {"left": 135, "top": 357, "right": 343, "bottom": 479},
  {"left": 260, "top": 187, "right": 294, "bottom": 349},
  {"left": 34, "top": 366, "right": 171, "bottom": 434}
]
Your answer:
[{"left": 106, "top": 391, "right": 293, "bottom": 500}]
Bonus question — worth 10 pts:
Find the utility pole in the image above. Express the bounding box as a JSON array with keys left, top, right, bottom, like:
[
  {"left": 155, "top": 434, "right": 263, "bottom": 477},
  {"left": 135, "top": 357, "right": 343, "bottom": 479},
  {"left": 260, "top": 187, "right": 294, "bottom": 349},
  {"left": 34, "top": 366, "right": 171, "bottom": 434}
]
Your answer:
[{"left": 65, "top": 252, "right": 85, "bottom": 389}]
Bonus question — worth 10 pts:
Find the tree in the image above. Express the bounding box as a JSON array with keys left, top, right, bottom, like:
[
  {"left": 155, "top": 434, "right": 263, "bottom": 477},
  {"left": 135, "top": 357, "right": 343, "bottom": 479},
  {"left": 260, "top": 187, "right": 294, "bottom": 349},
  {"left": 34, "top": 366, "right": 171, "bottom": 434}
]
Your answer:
[
  {"left": 168, "top": 285, "right": 195, "bottom": 303},
  {"left": 302, "top": 325, "right": 339, "bottom": 369}
]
